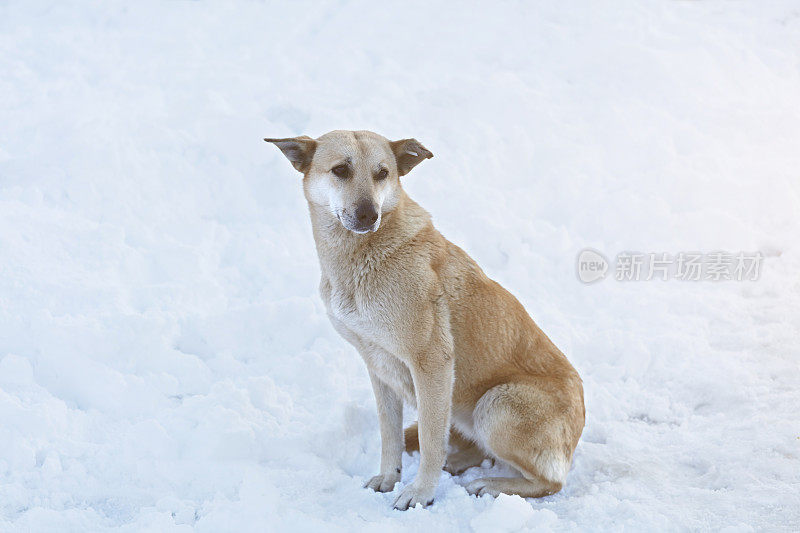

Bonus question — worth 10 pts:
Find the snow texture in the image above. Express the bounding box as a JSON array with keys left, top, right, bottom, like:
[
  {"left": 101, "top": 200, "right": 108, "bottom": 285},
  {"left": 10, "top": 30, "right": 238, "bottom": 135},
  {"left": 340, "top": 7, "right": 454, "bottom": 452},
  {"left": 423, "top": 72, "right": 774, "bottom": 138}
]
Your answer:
[{"left": 1, "top": 1, "right": 799, "bottom": 531}]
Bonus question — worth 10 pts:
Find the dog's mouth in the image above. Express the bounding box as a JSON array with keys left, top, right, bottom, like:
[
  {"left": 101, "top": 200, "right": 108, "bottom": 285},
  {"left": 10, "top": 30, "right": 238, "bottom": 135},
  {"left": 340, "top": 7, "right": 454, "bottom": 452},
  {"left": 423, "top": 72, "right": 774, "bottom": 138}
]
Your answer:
[{"left": 336, "top": 212, "right": 380, "bottom": 234}]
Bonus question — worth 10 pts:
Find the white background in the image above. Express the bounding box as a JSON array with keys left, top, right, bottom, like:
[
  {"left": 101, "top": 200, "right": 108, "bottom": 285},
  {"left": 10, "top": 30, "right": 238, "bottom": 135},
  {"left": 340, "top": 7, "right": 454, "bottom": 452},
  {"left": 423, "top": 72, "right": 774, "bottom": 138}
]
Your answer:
[{"left": 1, "top": 1, "right": 799, "bottom": 531}]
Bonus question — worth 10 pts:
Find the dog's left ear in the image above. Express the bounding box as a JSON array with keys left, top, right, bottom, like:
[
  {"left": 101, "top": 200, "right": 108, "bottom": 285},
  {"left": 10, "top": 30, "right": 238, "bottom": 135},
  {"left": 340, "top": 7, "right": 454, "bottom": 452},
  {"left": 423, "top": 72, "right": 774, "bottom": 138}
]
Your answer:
[
  {"left": 264, "top": 136, "right": 317, "bottom": 173},
  {"left": 390, "top": 138, "right": 433, "bottom": 176}
]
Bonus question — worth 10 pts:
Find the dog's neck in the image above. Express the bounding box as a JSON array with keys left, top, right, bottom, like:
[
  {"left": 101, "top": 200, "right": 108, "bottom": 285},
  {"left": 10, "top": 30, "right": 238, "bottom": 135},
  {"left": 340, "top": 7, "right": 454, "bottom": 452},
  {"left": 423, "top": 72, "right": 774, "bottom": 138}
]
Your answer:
[{"left": 306, "top": 190, "right": 431, "bottom": 283}]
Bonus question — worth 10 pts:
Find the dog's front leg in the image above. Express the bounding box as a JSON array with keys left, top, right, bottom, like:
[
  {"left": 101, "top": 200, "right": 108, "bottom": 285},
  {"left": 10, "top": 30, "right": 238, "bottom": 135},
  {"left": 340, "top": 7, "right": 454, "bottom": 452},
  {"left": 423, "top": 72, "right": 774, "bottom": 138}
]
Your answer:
[
  {"left": 364, "top": 370, "right": 404, "bottom": 493},
  {"left": 393, "top": 352, "right": 454, "bottom": 510}
]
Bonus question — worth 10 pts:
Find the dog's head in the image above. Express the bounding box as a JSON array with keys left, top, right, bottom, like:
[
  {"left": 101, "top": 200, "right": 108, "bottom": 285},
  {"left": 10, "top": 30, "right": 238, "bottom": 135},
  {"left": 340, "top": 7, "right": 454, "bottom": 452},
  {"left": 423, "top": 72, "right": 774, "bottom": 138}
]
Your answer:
[{"left": 265, "top": 130, "right": 432, "bottom": 234}]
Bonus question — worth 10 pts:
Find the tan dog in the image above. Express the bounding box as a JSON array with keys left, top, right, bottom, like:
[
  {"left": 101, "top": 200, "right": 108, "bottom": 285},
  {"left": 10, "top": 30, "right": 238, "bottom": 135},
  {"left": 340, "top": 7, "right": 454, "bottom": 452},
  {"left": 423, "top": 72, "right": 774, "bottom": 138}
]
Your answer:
[{"left": 265, "top": 130, "right": 585, "bottom": 510}]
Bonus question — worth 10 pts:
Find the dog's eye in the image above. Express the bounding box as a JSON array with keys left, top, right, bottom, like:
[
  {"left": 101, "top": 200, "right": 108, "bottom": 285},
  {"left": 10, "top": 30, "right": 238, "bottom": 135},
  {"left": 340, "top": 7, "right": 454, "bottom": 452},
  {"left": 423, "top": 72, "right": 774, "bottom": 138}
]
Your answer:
[
  {"left": 331, "top": 164, "right": 349, "bottom": 178},
  {"left": 375, "top": 168, "right": 388, "bottom": 181}
]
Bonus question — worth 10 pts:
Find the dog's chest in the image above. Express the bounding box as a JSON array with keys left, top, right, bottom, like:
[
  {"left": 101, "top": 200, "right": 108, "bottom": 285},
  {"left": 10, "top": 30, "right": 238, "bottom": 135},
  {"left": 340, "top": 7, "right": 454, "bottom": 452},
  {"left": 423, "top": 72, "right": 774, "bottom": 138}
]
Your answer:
[
  {"left": 327, "top": 281, "right": 362, "bottom": 325},
  {"left": 363, "top": 348, "right": 416, "bottom": 406},
  {"left": 321, "top": 276, "right": 379, "bottom": 336},
  {"left": 321, "top": 276, "right": 416, "bottom": 405}
]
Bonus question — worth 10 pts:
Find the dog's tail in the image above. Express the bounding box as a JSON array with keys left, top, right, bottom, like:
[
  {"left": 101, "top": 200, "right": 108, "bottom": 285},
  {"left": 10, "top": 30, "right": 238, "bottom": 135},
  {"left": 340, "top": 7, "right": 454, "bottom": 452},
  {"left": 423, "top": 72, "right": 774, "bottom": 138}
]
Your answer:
[{"left": 404, "top": 422, "right": 420, "bottom": 452}]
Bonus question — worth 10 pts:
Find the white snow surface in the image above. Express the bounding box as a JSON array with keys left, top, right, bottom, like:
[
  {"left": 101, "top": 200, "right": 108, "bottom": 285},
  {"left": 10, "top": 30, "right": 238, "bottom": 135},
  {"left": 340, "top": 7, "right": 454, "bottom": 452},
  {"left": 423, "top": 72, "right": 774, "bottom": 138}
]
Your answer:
[{"left": 1, "top": 1, "right": 800, "bottom": 531}]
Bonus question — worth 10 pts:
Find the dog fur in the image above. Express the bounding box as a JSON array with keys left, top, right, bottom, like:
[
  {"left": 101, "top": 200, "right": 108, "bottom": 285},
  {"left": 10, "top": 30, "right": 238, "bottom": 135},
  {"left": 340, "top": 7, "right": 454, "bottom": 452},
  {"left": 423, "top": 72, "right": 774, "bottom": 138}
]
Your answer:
[{"left": 265, "top": 130, "right": 585, "bottom": 510}]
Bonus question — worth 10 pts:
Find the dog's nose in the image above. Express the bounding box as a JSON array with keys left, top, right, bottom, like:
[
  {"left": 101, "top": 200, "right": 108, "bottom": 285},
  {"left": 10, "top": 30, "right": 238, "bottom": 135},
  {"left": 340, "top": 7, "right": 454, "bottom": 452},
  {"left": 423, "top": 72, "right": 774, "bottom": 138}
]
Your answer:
[{"left": 355, "top": 200, "right": 379, "bottom": 226}]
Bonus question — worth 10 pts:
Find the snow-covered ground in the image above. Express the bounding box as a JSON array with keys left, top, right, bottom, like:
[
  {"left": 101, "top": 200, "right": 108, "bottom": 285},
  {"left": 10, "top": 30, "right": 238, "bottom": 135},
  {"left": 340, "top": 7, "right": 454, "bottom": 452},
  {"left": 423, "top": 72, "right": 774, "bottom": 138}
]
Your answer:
[{"left": 1, "top": 1, "right": 799, "bottom": 531}]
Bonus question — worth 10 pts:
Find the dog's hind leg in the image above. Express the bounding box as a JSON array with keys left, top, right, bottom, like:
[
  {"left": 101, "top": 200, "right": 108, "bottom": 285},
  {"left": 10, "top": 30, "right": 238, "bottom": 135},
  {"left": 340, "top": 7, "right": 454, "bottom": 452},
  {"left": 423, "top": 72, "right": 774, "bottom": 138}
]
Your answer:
[
  {"left": 405, "top": 423, "right": 491, "bottom": 474},
  {"left": 466, "top": 377, "right": 584, "bottom": 498},
  {"left": 404, "top": 422, "right": 419, "bottom": 452},
  {"left": 445, "top": 439, "right": 491, "bottom": 475}
]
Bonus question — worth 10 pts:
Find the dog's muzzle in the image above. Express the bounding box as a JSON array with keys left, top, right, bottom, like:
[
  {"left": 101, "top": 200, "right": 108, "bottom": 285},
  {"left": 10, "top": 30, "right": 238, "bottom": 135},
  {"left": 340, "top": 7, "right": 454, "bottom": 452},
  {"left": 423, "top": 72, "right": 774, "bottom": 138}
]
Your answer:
[{"left": 342, "top": 200, "right": 379, "bottom": 233}]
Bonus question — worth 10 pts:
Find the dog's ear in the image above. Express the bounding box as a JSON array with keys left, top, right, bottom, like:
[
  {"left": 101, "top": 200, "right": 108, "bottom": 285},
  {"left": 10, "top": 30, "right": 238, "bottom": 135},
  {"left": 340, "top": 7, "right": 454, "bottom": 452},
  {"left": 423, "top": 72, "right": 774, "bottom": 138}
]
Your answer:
[
  {"left": 264, "top": 136, "right": 317, "bottom": 173},
  {"left": 390, "top": 138, "right": 433, "bottom": 176}
]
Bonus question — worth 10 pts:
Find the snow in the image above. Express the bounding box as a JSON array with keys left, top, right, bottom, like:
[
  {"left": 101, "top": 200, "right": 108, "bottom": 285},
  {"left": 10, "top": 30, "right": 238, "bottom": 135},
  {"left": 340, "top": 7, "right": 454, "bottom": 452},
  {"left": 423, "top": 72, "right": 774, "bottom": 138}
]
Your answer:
[{"left": 1, "top": 1, "right": 799, "bottom": 531}]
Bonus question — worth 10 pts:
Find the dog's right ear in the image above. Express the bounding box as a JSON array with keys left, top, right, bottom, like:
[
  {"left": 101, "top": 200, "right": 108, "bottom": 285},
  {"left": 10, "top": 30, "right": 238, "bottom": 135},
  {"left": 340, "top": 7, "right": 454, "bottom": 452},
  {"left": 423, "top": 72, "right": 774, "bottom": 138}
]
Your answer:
[{"left": 264, "top": 136, "right": 317, "bottom": 173}]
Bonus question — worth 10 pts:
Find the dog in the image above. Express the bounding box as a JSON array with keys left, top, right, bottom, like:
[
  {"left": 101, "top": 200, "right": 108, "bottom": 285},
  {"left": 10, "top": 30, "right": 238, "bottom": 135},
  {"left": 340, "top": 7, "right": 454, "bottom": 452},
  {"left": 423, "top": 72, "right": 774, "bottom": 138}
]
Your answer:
[{"left": 265, "top": 130, "right": 585, "bottom": 510}]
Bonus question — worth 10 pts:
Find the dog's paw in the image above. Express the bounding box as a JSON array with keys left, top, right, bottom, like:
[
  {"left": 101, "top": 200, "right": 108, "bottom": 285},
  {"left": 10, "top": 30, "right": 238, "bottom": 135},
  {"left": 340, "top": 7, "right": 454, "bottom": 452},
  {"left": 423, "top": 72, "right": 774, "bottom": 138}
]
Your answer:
[
  {"left": 392, "top": 482, "right": 435, "bottom": 511},
  {"left": 364, "top": 472, "right": 400, "bottom": 493},
  {"left": 465, "top": 477, "right": 501, "bottom": 497}
]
